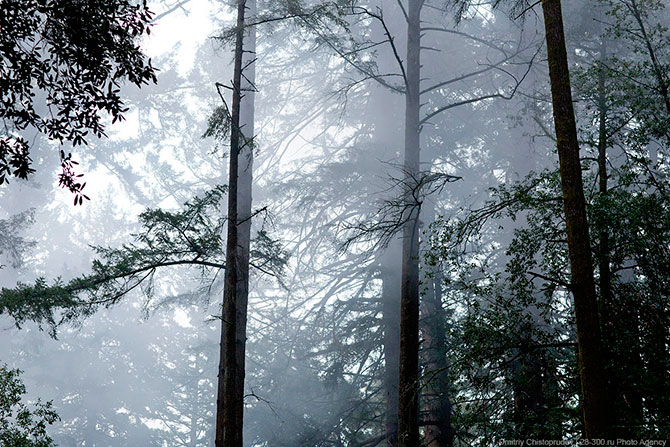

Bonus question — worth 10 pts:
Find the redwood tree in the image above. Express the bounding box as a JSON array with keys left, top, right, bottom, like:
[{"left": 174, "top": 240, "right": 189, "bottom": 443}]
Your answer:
[
  {"left": 397, "top": 1, "right": 423, "bottom": 446},
  {"left": 540, "top": 0, "right": 610, "bottom": 438},
  {"left": 215, "top": 0, "right": 250, "bottom": 446}
]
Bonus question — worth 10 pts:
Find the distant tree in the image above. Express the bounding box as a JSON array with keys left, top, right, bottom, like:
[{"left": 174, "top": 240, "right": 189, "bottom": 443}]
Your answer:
[
  {"left": 259, "top": 2, "right": 538, "bottom": 445},
  {"left": 0, "top": 0, "right": 157, "bottom": 200},
  {"left": 600, "top": 0, "right": 670, "bottom": 142},
  {"left": 0, "top": 365, "right": 60, "bottom": 447},
  {"left": 0, "top": 210, "right": 36, "bottom": 271}
]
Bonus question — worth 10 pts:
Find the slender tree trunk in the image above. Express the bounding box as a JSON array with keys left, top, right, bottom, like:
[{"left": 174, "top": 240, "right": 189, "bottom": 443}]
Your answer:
[
  {"left": 595, "top": 46, "right": 624, "bottom": 435},
  {"left": 381, "top": 238, "right": 402, "bottom": 447},
  {"left": 596, "top": 48, "right": 613, "bottom": 338},
  {"left": 627, "top": 0, "right": 670, "bottom": 115},
  {"left": 540, "top": 0, "right": 610, "bottom": 438},
  {"left": 235, "top": 0, "right": 256, "bottom": 444},
  {"left": 398, "top": 1, "right": 422, "bottom": 446},
  {"left": 367, "top": 37, "right": 404, "bottom": 446},
  {"left": 215, "top": 1, "right": 248, "bottom": 446}
]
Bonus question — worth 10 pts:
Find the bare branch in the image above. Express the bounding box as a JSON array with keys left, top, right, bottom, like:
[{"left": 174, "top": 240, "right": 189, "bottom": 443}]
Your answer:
[{"left": 350, "top": 6, "right": 408, "bottom": 90}]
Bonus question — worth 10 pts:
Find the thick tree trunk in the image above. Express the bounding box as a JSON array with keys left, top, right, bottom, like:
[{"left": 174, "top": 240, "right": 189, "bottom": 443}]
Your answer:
[
  {"left": 398, "top": 1, "right": 422, "bottom": 446},
  {"left": 540, "top": 0, "right": 610, "bottom": 438},
  {"left": 215, "top": 1, "right": 251, "bottom": 446},
  {"left": 381, "top": 238, "right": 402, "bottom": 447}
]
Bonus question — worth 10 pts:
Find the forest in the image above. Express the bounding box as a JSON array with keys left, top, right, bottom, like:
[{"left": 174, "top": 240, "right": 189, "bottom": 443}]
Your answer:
[{"left": 0, "top": 0, "right": 668, "bottom": 446}]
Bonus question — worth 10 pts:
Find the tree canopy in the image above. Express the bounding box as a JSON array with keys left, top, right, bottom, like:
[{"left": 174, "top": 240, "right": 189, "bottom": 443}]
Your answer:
[{"left": 0, "top": 0, "right": 157, "bottom": 200}]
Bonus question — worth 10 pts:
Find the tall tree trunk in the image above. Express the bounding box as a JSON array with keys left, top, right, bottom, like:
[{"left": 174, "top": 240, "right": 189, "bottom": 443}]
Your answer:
[
  {"left": 235, "top": 0, "right": 256, "bottom": 443},
  {"left": 596, "top": 45, "right": 613, "bottom": 340},
  {"left": 215, "top": 1, "right": 251, "bottom": 446},
  {"left": 398, "top": 1, "right": 422, "bottom": 446},
  {"left": 420, "top": 205, "right": 454, "bottom": 447},
  {"left": 540, "top": 0, "right": 610, "bottom": 438},
  {"left": 367, "top": 33, "right": 404, "bottom": 444},
  {"left": 381, "top": 238, "right": 401, "bottom": 447}
]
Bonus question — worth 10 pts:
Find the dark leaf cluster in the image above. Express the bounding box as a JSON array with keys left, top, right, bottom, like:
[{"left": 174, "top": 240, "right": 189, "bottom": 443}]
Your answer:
[
  {"left": 0, "top": 0, "right": 157, "bottom": 193},
  {"left": 0, "top": 365, "right": 60, "bottom": 447}
]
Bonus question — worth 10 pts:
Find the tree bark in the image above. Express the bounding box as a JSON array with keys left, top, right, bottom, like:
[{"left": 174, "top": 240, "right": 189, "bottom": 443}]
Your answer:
[
  {"left": 235, "top": 0, "right": 256, "bottom": 444},
  {"left": 595, "top": 46, "right": 624, "bottom": 435},
  {"left": 398, "top": 1, "right": 422, "bottom": 446},
  {"left": 215, "top": 1, "right": 250, "bottom": 446},
  {"left": 540, "top": 0, "right": 610, "bottom": 438}
]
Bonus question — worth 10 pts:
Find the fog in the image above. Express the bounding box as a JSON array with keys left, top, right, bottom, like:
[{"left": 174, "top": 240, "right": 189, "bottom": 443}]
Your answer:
[{"left": 1, "top": 0, "right": 668, "bottom": 446}]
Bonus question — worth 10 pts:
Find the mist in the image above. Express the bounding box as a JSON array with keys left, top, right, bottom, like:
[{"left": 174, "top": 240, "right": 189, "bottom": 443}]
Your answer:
[{"left": 1, "top": 0, "right": 668, "bottom": 446}]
